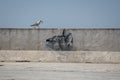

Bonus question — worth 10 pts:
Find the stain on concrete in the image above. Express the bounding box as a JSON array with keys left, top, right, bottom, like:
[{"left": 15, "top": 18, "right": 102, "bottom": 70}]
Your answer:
[
  {"left": 0, "top": 65, "right": 4, "bottom": 66},
  {"left": 15, "top": 60, "right": 30, "bottom": 62}
]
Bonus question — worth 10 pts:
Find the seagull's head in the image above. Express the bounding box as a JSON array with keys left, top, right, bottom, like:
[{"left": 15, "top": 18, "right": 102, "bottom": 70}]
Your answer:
[{"left": 40, "top": 20, "right": 43, "bottom": 23}]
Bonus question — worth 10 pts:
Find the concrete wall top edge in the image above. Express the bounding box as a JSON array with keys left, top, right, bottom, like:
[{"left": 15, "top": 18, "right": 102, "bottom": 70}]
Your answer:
[{"left": 0, "top": 28, "right": 120, "bottom": 30}]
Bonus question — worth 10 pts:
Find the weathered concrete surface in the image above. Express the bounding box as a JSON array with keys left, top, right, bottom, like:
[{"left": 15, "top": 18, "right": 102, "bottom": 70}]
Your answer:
[
  {"left": 0, "top": 62, "right": 120, "bottom": 80},
  {"left": 0, "top": 50, "right": 120, "bottom": 63},
  {"left": 0, "top": 28, "right": 120, "bottom": 51}
]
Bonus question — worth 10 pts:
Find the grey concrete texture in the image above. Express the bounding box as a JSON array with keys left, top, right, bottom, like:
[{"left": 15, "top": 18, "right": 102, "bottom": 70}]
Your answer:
[
  {"left": 0, "top": 62, "right": 120, "bottom": 80},
  {"left": 0, "top": 28, "right": 120, "bottom": 51},
  {"left": 0, "top": 50, "right": 120, "bottom": 63}
]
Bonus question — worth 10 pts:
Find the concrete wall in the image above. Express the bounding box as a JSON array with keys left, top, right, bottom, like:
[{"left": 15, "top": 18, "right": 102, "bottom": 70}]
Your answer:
[
  {"left": 0, "top": 28, "right": 120, "bottom": 51},
  {"left": 0, "top": 50, "right": 120, "bottom": 63}
]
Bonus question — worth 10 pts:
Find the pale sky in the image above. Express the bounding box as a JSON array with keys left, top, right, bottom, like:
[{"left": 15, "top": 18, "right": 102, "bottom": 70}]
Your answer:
[{"left": 0, "top": 0, "right": 120, "bottom": 28}]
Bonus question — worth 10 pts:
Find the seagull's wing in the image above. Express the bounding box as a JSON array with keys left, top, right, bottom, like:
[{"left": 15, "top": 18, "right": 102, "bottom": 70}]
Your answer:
[
  {"left": 31, "top": 22, "right": 38, "bottom": 26},
  {"left": 31, "top": 20, "right": 42, "bottom": 27}
]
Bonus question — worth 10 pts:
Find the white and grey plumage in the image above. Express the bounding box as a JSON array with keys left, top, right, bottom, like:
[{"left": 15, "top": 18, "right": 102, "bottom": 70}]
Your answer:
[{"left": 31, "top": 20, "right": 43, "bottom": 28}]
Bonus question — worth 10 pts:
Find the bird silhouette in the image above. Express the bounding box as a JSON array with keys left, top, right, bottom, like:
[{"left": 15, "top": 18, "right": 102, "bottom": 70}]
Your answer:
[{"left": 31, "top": 20, "right": 43, "bottom": 28}]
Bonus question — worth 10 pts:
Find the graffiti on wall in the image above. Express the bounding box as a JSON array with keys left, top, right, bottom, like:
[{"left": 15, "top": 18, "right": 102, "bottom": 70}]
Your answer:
[{"left": 46, "top": 29, "right": 73, "bottom": 51}]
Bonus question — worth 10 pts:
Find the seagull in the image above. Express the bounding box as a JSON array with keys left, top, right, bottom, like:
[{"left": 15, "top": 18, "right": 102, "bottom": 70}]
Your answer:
[{"left": 31, "top": 20, "right": 43, "bottom": 28}]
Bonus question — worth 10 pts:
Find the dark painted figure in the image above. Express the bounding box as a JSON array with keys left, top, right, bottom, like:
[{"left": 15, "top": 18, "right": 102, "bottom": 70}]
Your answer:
[{"left": 46, "top": 29, "right": 73, "bottom": 50}]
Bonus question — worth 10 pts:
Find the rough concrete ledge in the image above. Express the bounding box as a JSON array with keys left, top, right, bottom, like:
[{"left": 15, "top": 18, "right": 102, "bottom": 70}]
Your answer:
[
  {"left": 0, "top": 50, "right": 120, "bottom": 63},
  {"left": 1, "top": 28, "right": 120, "bottom": 30}
]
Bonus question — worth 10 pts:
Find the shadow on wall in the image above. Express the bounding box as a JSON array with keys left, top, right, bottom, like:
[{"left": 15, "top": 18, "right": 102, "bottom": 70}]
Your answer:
[{"left": 46, "top": 29, "right": 75, "bottom": 51}]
